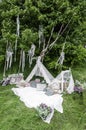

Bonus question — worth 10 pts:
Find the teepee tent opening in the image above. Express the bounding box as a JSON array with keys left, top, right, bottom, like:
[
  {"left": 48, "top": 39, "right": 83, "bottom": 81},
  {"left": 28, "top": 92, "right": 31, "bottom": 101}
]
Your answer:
[
  {"left": 48, "top": 69, "right": 74, "bottom": 94},
  {"left": 26, "top": 56, "right": 54, "bottom": 84}
]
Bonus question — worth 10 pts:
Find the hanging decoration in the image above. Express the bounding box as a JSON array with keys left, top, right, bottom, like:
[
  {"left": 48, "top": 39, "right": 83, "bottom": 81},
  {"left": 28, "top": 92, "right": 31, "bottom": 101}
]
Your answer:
[
  {"left": 55, "top": 41, "right": 66, "bottom": 69},
  {"left": 14, "top": 15, "right": 20, "bottom": 62},
  {"left": 6, "top": 45, "right": 13, "bottom": 70},
  {"left": 3, "top": 42, "right": 13, "bottom": 77},
  {"left": 56, "top": 52, "right": 65, "bottom": 66},
  {"left": 39, "top": 25, "right": 45, "bottom": 48},
  {"left": 28, "top": 44, "right": 36, "bottom": 67},
  {"left": 55, "top": 26, "right": 71, "bottom": 69},
  {"left": 16, "top": 15, "right": 20, "bottom": 37},
  {"left": 19, "top": 50, "right": 25, "bottom": 72}
]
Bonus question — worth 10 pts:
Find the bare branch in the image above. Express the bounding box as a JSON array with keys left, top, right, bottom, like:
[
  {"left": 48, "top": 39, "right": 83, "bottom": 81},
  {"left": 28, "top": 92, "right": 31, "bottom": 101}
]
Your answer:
[
  {"left": 47, "top": 27, "right": 55, "bottom": 47},
  {"left": 60, "top": 18, "right": 72, "bottom": 36},
  {"left": 49, "top": 24, "right": 64, "bottom": 49},
  {"left": 49, "top": 18, "right": 72, "bottom": 51}
]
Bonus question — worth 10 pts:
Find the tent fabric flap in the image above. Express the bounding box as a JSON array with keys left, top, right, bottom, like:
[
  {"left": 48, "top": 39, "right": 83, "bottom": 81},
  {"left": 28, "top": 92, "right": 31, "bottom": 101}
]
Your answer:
[{"left": 26, "top": 58, "right": 54, "bottom": 84}]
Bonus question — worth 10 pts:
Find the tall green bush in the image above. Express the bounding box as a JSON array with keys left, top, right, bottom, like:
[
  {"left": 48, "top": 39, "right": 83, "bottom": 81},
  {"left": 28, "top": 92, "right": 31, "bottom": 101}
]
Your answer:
[{"left": 0, "top": 0, "right": 85, "bottom": 70}]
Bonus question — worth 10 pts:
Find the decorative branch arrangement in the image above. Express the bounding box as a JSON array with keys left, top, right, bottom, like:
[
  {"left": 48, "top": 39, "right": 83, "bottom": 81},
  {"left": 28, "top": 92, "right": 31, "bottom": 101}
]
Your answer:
[{"left": 3, "top": 13, "right": 72, "bottom": 77}]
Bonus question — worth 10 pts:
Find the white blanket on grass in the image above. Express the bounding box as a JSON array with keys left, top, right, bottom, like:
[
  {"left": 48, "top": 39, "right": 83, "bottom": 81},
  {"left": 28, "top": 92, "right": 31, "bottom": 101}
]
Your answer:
[{"left": 12, "top": 87, "right": 63, "bottom": 113}]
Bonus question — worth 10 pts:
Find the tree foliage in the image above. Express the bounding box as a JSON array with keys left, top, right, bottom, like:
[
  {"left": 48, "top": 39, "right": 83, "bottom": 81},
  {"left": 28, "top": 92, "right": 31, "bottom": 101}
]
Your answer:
[{"left": 0, "top": 0, "right": 86, "bottom": 69}]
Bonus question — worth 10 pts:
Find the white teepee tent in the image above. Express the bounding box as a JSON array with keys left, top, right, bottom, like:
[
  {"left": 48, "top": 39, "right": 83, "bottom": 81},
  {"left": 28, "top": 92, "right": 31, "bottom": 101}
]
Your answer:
[
  {"left": 49, "top": 69, "right": 74, "bottom": 94},
  {"left": 26, "top": 56, "right": 54, "bottom": 84}
]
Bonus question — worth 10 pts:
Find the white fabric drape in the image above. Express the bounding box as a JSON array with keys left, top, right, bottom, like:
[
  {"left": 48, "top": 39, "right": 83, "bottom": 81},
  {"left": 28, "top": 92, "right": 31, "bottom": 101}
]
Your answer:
[
  {"left": 12, "top": 86, "right": 63, "bottom": 113},
  {"left": 26, "top": 56, "right": 54, "bottom": 84},
  {"left": 28, "top": 44, "right": 36, "bottom": 67},
  {"left": 50, "top": 69, "right": 74, "bottom": 94},
  {"left": 19, "top": 50, "right": 25, "bottom": 72}
]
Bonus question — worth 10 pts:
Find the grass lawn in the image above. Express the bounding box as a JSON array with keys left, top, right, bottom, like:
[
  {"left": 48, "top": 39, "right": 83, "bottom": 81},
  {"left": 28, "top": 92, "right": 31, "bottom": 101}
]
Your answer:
[{"left": 0, "top": 64, "right": 86, "bottom": 130}]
